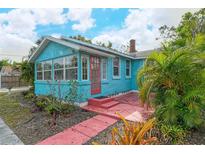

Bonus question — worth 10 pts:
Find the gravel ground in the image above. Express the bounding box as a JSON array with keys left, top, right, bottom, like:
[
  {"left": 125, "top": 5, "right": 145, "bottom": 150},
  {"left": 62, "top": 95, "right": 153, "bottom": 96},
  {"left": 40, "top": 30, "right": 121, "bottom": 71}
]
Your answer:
[
  {"left": 85, "top": 121, "right": 124, "bottom": 145},
  {"left": 13, "top": 108, "right": 96, "bottom": 145},
  {"left": 184, "top": 127, "right": 205, "bottom": 145},
  {"left": 85, "top": 120, "right": 205, "bottom": 145},
  {"left": 0, "top": 92, "right": 96, "bottom": 145}
]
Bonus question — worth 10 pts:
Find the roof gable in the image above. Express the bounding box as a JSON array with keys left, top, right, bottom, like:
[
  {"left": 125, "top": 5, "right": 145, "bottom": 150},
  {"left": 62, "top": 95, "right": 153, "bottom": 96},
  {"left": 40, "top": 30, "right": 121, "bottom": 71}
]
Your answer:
[{"left": 28, "top": 36, "right": 158, "bottom": 62}]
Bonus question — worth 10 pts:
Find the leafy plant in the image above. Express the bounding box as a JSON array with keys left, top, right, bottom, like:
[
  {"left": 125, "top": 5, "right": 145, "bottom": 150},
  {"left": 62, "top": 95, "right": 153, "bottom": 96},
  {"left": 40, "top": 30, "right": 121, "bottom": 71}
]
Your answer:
[
  {"left": 20, "top": 60, "right": 34, "bottom": 86},
  {"left": 24, "top": 92, "right": 35, "bottom": 99},
  {"left": 60, "top": 103, "right": 76, "bottom": 114},
  {"left": 137, "top": 49, "right": 205, "bottom": 129},
  {"left": 159, "top": 124, "right": 186, "bottom": 144},
  {"left": 65, "top": 80, "right": 81, "bottom": 104},
  {"left": 109, "top": 113, "right": 157, "bottom": 145}
]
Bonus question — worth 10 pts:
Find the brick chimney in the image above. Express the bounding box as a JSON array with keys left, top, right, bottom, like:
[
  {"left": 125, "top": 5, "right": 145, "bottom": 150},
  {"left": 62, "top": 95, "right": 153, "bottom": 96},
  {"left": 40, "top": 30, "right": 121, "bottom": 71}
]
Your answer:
[{"left": 129, "top": 39, "right": 136, "bottom": 53}]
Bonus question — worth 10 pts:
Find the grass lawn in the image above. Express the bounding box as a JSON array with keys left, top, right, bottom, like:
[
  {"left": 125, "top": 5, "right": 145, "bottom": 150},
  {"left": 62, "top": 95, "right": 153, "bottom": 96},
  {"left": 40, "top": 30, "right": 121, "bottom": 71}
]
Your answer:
[
  {"left": 0, "top": 91, "right": 96, "bottom": 144},
  {"left": 0, "top": 92, "right": 32, "bottom": 128}
]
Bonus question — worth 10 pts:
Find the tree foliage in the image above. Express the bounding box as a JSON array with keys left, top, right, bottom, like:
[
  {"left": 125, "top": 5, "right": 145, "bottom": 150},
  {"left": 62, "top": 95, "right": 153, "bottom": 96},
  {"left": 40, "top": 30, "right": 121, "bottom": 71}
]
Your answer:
[
  {"left": 0, "top": 59, "right": 11, "bottom": 71},
  {"left": 20, "top": 60, "right": 34, "bottom": 85},
  {"left": 138, "top": 49, "right": 205, "bottom": 129},
  {"left": 69, "top": 35, "right": 113, "bottom": 49},
  {"left": 138, "top": 9, "right": 205, "bottom": 129},
  {"left": 159, "top": 9, "right": 205, "bottom": 51}
]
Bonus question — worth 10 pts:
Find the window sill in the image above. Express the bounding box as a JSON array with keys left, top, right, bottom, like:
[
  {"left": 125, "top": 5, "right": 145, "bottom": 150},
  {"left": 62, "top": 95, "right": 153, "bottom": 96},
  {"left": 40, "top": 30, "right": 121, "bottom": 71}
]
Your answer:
[
  {"left": 34, "top": 80, "right": 78, "bottom": 85},
  {"left": 112, "top": 76, "right": 121, "bottom": 80},
  {"left": 125, "top": 76, "right": 131, "bottom": 79}
]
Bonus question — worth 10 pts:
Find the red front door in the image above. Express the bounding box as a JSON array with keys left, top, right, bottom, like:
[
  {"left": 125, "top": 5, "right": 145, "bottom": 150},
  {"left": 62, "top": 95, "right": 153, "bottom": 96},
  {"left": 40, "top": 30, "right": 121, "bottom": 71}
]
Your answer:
[{"left": 90, "top": 56, "right": 101, "bottom": 95}]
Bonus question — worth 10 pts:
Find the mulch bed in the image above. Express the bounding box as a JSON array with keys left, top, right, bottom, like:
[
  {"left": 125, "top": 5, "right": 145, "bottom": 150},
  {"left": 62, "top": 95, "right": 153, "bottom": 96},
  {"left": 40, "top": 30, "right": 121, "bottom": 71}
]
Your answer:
[
  {"left": 1, "top": 92, "right": 96, "bottom": 145},
  {"left": 13, "top": 108, "right": 96, "bottom": 145},
  {"left": 85, "top": 120, "right": 205, "bottom": 145},
  {"left": 85, "top": 121, "right": 124, "bottom": 145}
]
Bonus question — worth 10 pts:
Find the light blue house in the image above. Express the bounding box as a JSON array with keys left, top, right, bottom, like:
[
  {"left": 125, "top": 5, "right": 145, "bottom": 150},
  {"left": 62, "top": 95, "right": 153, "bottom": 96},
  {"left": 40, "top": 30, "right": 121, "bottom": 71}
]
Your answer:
[{"left": 29, "top": 36, "right": 154, "bottom": 104}]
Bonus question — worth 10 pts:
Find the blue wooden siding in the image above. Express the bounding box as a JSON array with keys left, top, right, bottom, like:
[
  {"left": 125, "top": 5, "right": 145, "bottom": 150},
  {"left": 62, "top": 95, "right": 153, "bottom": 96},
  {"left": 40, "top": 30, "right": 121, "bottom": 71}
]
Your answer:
[
  {"left": 34, "top": 42, "right": 144, "bottom": 103},
  {"left": 131, "top": 59, "right": 145, "bottom": 90}
]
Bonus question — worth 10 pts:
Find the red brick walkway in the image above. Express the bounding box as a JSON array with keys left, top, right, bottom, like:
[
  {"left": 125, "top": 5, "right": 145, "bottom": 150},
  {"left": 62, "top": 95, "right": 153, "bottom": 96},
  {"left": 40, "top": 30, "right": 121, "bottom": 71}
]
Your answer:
[
  {"left": 37, "top": 92, "right": 153, "bottom": 145},
  {"left": 82, "top": 92, "right": 153, "bottom": 122},
  {"left": 37, "top": 115, "right": 117, "bottom": 145}
]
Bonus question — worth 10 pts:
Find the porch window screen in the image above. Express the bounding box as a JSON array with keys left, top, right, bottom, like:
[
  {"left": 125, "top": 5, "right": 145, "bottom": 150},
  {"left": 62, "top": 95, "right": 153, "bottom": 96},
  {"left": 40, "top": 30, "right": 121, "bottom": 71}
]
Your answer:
[
  {"left": 65, "top": 55, "right": 78, "bottom": 80},
  {"left": 101, "top": 58, "right": 107, "bottom": 80},
  {"left": 81, "top": 55, "right": 88, "bottom": 80},
  {"left": 37, "top": 63, "right": 43, "bottom": 80},
  {"left": 43, "top": 60, "right": 52, "bottom": 80},
  {"left": 126, "top": 60, "right": 131, "bottom": 77},
  {"left": 113, "top": 57, "right": 120, "bottom": 77},
  {"left": 54, "top": 57, "right": 64, "bottom": 80}
]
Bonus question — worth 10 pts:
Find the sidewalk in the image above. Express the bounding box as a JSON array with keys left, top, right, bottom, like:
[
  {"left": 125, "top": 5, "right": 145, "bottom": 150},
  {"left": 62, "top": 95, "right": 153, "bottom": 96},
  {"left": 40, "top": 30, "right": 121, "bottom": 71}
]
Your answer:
[
  {"left": 0, "top": 118, "right": 24, "bottom": 145},
  {"left": 0, "top": 86, "right": 31, "bottom": 93}
]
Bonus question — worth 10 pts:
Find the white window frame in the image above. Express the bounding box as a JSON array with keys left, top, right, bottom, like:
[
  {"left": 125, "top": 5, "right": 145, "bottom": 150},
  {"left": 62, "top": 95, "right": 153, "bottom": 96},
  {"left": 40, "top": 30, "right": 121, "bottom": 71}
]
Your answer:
[
  {"left": 36, "top": 62, "right": 43, "bottom": 81},
  {"left": 43, "top": 60, "right": 52, "bottom": 81},
  {"left": 113, "top": 57, "right": 120, "bottom": 79},
  {"left": 65, "top": 55, "right": 78, "bottom": 81},
  {"left": 125, "top": 59, "right": 131, "bottom": 78},
  {"left": 81, "top": 55, "right": 89, "bottom": 81},
  {"left": 53, "top": 55, "right": 78, "bottom": 81},
  {"left": 101, "top": 58, "right": 107, "bottom": 80},
  {"left": 54, "top": 57, "right": 65, "bottom": 81}
]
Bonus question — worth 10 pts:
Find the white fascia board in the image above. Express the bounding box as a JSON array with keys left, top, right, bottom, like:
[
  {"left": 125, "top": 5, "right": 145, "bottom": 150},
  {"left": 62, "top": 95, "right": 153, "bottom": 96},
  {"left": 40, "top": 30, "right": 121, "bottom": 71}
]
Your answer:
[
  {"left": 80, "top": 46, "right": 114, "bottom": 58},
  {"left": 51, "top": 37, "right": 114, "bottom": 57},
  {"left": 28, "top": 38, "right": 48, "bottom": 62}
]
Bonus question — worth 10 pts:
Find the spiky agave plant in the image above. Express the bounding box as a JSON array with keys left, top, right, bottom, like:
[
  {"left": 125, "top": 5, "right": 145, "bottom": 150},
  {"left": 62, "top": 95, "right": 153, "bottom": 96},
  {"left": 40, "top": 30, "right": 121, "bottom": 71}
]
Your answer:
[{"left": 137, "top": 48, "right": 205, "bottom": 129}]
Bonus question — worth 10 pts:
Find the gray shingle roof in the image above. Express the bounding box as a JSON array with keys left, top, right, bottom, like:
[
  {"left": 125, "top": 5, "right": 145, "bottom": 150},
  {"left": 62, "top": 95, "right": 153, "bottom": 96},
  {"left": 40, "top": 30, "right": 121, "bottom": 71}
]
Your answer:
[{"left": 29, "top": 36, "right": 160, "bottom": 62}]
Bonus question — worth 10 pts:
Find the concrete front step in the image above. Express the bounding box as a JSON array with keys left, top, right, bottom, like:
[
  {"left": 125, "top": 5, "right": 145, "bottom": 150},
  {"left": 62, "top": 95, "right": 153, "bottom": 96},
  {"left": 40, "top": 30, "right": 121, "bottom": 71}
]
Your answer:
[
  {"left": 99, "top": 101, "right": 120, "bottom": 109},
  {"left": 81, "top": 105, "right": 121, "bottom": 120},
  {"left": 88, "top": 97, "right": 114, "bottom": 106}
]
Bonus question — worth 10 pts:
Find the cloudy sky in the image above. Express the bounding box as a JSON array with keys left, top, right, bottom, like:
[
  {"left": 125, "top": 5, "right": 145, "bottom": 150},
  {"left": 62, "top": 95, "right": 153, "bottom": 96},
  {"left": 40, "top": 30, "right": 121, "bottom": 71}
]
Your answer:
[{"left": 0, "top": 8, "right": 199, "bottom": 62}]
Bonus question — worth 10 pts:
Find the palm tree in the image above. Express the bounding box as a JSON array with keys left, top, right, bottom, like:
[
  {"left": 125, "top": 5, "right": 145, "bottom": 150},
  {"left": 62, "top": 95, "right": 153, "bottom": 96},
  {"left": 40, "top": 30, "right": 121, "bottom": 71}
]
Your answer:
[{"left": 137, "top": 48, "right": 205, "bottom": 128}]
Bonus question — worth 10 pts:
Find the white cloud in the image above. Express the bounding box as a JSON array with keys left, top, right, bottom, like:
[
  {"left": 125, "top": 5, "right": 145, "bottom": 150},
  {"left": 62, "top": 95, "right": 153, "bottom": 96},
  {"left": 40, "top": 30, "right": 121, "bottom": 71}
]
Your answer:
[
  {"left": 51, "top": 33, "right": 62, "bottom": 38},
  {"left": 67, "top": 8, "right": 95, "bottom": 32},
  {"left": 0, "top": 8, "right": 95, "bottom": 61},
  {"left": 0, "top": 8, "right": 68, "bottom": 62},
  {"left": 93, "top": 8, "right": 199, "bottom": 52}
]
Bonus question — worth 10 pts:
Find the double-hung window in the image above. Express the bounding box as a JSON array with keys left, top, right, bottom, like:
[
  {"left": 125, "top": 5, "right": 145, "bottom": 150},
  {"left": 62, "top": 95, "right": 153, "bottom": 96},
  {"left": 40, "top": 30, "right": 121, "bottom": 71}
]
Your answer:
[
  {"left": 126, "top": 60, "right": 131, "bottom": 78},
  {"left": 101, "top": 58, "right": 107, "bottom": 80},
  {"left": 113, "top": 57, "right": 120, "bottom": 78},
  {"left": 54, "top": 57, "right": 64, "bottom": 80},
  {"left": 81, "top": 55, "right": 88, "bottom": 80},
  {"left": 36, "top": 63, "right": 43, "bottom": 80},
  {"left": 65, "top": 55, "right": 78, "bottom": 80},
  {"left": 43, "top": 61, "right": 52, "bottom": 80}
]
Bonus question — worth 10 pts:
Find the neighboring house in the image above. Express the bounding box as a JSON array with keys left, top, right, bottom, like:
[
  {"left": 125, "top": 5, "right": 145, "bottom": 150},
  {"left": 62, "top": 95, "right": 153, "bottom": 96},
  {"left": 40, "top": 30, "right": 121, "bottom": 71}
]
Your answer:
[
  {"left": 0, "top": 66, "right": 22, "bottom": 89},
  {"left": 29, "top": 36, "right": 157, "bottom": 103}
]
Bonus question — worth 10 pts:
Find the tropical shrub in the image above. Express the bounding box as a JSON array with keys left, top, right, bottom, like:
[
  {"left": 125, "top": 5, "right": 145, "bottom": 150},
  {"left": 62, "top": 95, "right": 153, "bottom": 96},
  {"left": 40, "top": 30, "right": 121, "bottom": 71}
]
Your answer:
[
  {"left": 137, "top": 49, "right": 205, "bottom": 129},
  {"left": 109, "top": 113, "right": 157, "bottom": 145},
  {"left": 65, "top": 80, "right": 81, "bottom": 104},
  {"left": 20, "top": 60, "right": 34, "bottom": 86},
  {"left": 158, "top": 124, "right": 186, "bottom": 144}
]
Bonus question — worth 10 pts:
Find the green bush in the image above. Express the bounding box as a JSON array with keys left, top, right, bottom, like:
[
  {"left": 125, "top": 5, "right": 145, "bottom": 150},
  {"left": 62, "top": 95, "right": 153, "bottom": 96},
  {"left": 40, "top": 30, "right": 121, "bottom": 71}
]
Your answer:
[
  {"left": 36, "top": 101, "right": 47, "bottom": 110},
  {"left": 24, "top": 92, "right": 35, "bottom": 100},
  {"left": 34, "top": 95, "right": 77, "bottom": 115},
  {"left": 60, "top": 103, "right": 76, "bottom": 114},
  {"left": 159, "top": 124, "right": 186, "bottom": 144},
  {"left": 137, "top": 50, "right": 205, "bottom": 129},
  {"left": 45, "top": 102, "right": 62, "bottom": 115}
]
